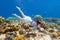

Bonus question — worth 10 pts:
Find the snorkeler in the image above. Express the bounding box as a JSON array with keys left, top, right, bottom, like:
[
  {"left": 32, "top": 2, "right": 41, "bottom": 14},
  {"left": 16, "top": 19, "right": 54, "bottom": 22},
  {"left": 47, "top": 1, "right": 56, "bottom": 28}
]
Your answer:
[{"left": 12, "top": 6, "right": 37, "bottom": 30}]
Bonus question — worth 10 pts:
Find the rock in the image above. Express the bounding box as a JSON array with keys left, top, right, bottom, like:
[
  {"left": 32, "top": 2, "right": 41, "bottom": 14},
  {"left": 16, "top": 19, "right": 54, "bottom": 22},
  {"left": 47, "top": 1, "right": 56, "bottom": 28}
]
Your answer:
[
  {"left": 13, "top": 35, "right": 25, "bottom": 40},
  {"left": 52, "top": 31, "right": 58, "bottom": 38},
  {"left": 0, "top": 34, "right": 6, "bottom": 40},
  {"left": 33, "top": 15, "right": 43, "bottom": 21}
]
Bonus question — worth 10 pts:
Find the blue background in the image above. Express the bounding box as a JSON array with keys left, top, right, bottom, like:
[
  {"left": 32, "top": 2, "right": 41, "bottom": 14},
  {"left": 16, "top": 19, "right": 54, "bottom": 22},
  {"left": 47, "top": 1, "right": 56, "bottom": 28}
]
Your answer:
[{"left": 0, "top": 0, "right": 60, "bottom": 18}]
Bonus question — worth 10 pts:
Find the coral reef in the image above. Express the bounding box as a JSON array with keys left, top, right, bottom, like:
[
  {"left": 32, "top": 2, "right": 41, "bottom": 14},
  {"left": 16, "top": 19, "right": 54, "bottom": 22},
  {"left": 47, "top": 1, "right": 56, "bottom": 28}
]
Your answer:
[{"left": 0, "top": 16, "right": 60, "bottom": 40}]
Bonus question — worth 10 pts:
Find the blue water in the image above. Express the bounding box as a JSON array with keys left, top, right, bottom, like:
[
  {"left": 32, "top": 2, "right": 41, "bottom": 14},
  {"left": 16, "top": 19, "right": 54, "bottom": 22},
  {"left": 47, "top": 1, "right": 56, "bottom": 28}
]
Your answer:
[{"left": 0, "top": 0, "right": 60, "bottom": 18}]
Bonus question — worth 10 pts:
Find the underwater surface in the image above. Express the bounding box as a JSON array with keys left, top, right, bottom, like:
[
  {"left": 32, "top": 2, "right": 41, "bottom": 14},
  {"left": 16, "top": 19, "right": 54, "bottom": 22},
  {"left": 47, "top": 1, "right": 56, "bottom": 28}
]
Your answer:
[{"left": 0, "top": 0, "right": 60, "bottom": 18}]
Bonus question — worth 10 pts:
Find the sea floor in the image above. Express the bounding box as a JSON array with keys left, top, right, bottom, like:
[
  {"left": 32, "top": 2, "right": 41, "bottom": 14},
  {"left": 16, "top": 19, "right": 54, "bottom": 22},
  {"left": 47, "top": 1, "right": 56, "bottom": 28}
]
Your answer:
[{"left": 0, "top": 16, "right": 60, "bottom": 40}]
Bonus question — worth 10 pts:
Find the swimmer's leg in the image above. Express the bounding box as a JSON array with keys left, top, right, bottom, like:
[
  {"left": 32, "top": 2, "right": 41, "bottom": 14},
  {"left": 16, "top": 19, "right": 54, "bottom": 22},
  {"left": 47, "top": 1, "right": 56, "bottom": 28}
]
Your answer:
[
  {"left": 12, "top": 14, "right": 21, "bottom": 19},
  {"left": 16, "top": 6, "right": 26, "bottom": 18}
]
